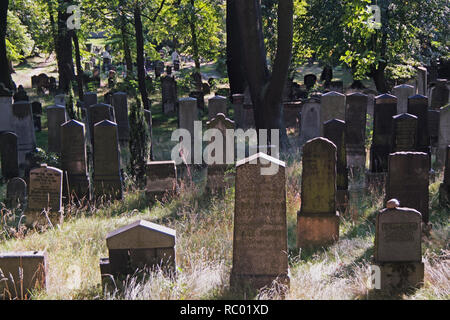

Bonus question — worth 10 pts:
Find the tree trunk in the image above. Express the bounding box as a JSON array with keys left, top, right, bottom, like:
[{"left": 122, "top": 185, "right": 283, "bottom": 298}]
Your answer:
[
  {"left": 370, "top": 62, "right": 388, "bottom": 93},
  {"left": 72, "top": 32, "right": 84, "bottom": 99},
  {"left": 119, "top": 0, "right": 133, "bottom": 74},
  {"left": 0, "top": 0, "right": 14, "bottom": 90},
  {"left": 226, "top": 0, "right": 246, "bottom": 97},
  {"left": 56, "top": 0, "right": 75, "bottom": 94}
]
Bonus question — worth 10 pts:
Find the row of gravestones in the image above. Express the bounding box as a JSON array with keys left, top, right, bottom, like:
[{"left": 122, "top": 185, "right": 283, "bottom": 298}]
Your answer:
[{"left": 4, "top": 145, "right": 448, "bottom": 299}]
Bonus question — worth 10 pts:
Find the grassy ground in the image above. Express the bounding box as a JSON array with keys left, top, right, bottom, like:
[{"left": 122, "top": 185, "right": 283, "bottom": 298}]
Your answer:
[{"left": 0, "top": 57, "right": 448, "bottom": 300}]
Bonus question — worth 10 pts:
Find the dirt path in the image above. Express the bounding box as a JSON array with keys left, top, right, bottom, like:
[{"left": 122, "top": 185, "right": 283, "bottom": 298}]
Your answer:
[{"left": 12, "top": 55, "right": 58, "bottom": 89}]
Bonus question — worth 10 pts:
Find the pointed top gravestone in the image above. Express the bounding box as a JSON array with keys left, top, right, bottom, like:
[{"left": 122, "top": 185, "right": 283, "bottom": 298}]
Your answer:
[
  {"left": 391, "top": 113, "right": 418, "bottom": 152},
  {"left": 320, "top": 91, "right": 346, "bottom": 134}
]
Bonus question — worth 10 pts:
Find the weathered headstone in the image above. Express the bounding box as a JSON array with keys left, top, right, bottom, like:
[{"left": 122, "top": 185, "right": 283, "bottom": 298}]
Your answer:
[
  {"left": 299, "top": 98, "right": 321, "bottom": 145},
  {"left": 282, "top": 101, "right": 302, "bottom": 129},
  {"left": 232, "top": 94, "right": 244, "bottom": 129},
  {"left": 5, "top": 177, "right": 27, "bottom": 208},
  {"left": 408, "top": 95, "right": 430, "bottom": 155},
  {"left": 373, "top": 200, "right": 424, "bottom": 292},
  {"left": 439, "top": 145, "right": 450, "bottom": 206},
  {"left": 178, "top": 97, "right": 199, "bottom": 163},
  {"left": 100, "top": 220, "right": 176, "bottom": 289},
  {"left": 155, "top": 60, "right": 165, "bottom": 77},
  {"left": 304, "top": 74, "right": 317, "bottom": 91},
  {"left": 0, "top": 87, "right": 14, "bottom": 133},
  {"left": 324, "top": 119, "right": 348, "bottom": 211},
  {"left": 208, "top": 95, "right": 227, "bottom": 120},
  {"left": 386, "top": 152, "right": 429, "bottom": 224},
  {"left": 297, "top": 137, "right": 339, "bottom": 249},
  {"left": 47, "top": 105, "right": 67, "bottom": 153},
  {"left": 61, "top": 120, "right": 90, "bottom": 203},
  {"left": 54, "top": 94, "right": 66, "bottom": 107},
  {"left": 320, "top": 91, "right": 346, "bottom": 135},
  {"left": 161, "top": 75, "right": 178, "bottom": 114},
  {"left": 12, "top": 101, "right": 36, "bottom": 166},
  {"left": 25, "top": 164, "right": 63, "bottom": 227},
  {"left": 416, "top": 67, "right": 427, "bottom": 96},
  {"left": 145, "top": 161, "right": 178, "bottom": 201},
  {"left": 0, "top": 251, "right": 47, "bottom": 299},
  {"left": 83, "top": 92, "right": 98, "bottom": 110},
  {"left": 428, "top": 109, "right": 440, "bottom": 148},
  {"left": 31, "top": 101, "right": 42, "bottom": 132},
  {"left": 0, "top": 132, "right": 19, "bottom": 179},
  {"left": 370, "top": 94, "right": 397, "bottom": 173},
  {"left": 391, "top": 113, "right": 418, "bottom": 152},
  {"left": 93, "top": 120, "right": 122, "bottom": 201},
  {"left": 438, "top": 105, "right": 450, "bottom": 167},
  {"left": 112, "top": 92, "right": 130, "bottom": 144},
  {"left": 88, "top": 103, "right": 115, "bottom": 147},
  {"left": 345, "top": 92, "right": 368, "bottom": 169},
  {"left": 393, "top": 84, "right": 415, "bottom": 114},
  {"left": 231, "top": 153, "right": 289, "bottom": 291},
  {"left": 430, "top": 79, "right": 449, "bottom": 109}
]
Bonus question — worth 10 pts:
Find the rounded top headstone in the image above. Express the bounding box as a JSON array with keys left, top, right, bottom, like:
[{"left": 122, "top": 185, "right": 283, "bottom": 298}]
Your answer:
[{"left": 386, "top": 199, "right": 400, "bottom": 209}]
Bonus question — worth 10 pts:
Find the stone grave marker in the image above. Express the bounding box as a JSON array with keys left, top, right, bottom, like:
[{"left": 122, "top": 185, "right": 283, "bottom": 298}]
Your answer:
[
  {"left": 439, "top": 145, "right": 450, "bottom": 206},
  {"left": 208, "top": 95, "right": 227, "bottom": 120},
  {"left": 0, "top": 251, "right": 48, "bottom": 299},
  {"left": 0, "top": 132, "right": 19, "bottom": 179},
  {"left": 47, "top": 105, "right": 67, "bottom": 153},
  {"left": 299, "top": 98, "right": 320, "bottom": 145},
  {"left": 232, "top": 94, "right": 244, "bottom": 129},
  {"left": 189, "top": 91, "right": 205, "bottom": 110},
  {"left": 282, "top": 101, "right": 302, "bottom": 129},
  {"left": 320, "top": 91, "right": 346, "bottom": 135},
  {"left": 145, "top": 161, "right": 178, "bottom": 201},
  {"left": 88, "top": 103, "right": 115, "bottom": 147},
  {"left": 428, "top": 109, "right": 440, "bottom": 148},
  {"left": 25, "top": 164, "right": 63, "bottom": 227},
  {"left": 408, "top": 95, "right": 430, "bottom": 155},
  {"left": 393, "top": 84, "right": 415, "bottom": 114},
  {"left": 416, "top": 67, "right": 427, "bottom": 96},
  {"left": 430, "top": 79, "right": 449, "bottom": 109},
  {"left": 5, "top": 177, "right": 27, "bottom": 209},
  {"left": 178, "top": 97, "right": 199, "bottom": 163},
  {"left": 345, "top": 92, "right": 368, "bottom": 169},
  {"left": 438, "top": 104, "right": 450, "bottom": 166},
  {"left": 391, "top": 113, "right": 418, "bottom": 152},
  {"left": 112, "top": 92, "right": 130, "bottom": 145},
  {"left": 161, "top": 75, "right": 178, "bottom": 114},
  {"left": 31, "top": 101, "right": 42, "bottom": 132},
  {"left": 0, "top": 88, "right": 14, "bottom": 133},
  {"left": 93, "top": 120, "right": 122, "bottom": 201},
  {"left": 12, "top": 101, "right": 36, "bottom": 167},
  {"left": 304, "top": 74, "right": 317, "bottom": 91},
  {"left": 297, "top": 137, "right": 339, "bottom": 249},
  {"left": 385, "top": 152, "right": 429, "bottom": 224},
  {"left": 54, "top": 94, "right": 66, "bottom": 107}
]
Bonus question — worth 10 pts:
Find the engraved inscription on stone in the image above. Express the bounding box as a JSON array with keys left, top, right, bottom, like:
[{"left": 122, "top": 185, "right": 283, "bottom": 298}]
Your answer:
[{"left": 382, "top": 222, "right": 418, "bottom": 242}]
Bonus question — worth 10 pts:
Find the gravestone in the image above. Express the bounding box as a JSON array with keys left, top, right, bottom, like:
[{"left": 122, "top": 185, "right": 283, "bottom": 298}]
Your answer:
[
  {"left": 408, "top": 95, "right": 430, "bottom": 155},
  {"left": 282, "top": 101, "right": 302, "bottom": 129},
  {"left": 208, "top": 95, "right": 227, "bottom": 120},
  {"left": 232, "top": 94, "right": 244, "bottom": 128},
  {"left": 47, "top": 105, "right": 67, "bottom": 153},
  {"left": 299, "top": 98, "right": 320, "bottom": 145},
  {"left": 145, "top": 161, "right": 178, "bottom": 201},
  {"left": 0, "top": 89, "right": 14, "bottom": 133},
  {"left": 0, "top": 132, "right": 19, "bottom": 179},
  {"left": 178, "top": 97, "right": 199, "bottom": 163},
  {"left": 83, "top": 92, "right": 97, "bottom": 112},
  {"left": 297, "top": 137, "right": 339, "bottom": 249},
  {"left": 25, "top": 164, "right": 63, "bottom": 227},
  {"left": 54, "top": 94, "right": 66, "bottom": 107},
  {"left": 324, "top": 119, "right": 348, "bottom": 211},
  {"left": 188, "top": 91, "right": 205, "bottom": 110},
  {"left": 345, "top": 92, "right": 368, "bottom": 169},
  {"left": 438, "top": 105, "right": 450, "bottom": 166},
  {"left": 393, "top": 84, "right": 415, "bottom": 114},
  {"left": 370, "top": 94, "right": 397, "bottom": 173},
  {"left": 430, "top": 79, "right": 449, "bottom": 109},
  {"left": 161, "top": 75, "right": 178, "bottom": 114},
  {"left": 416, "top": 67, "right": 427, "bottom": 96},
  {"left": 93, "top": 120, "right": 122, "bottom": 200},
  {"left": 205, "top": 113, "right": 235, "bottom": 192},
  {"left": 428, "top": 109, "right": 440, "bottom": 148},
  {"left": 31, "top": 101, "right": 42, "bottom": 132},
  {"left": 61, "top": 120, "right": 90, "bottom": 203},
  {"left": 0, "top": 251, "right": 48, "bottom": 300},
  {"left": 304, "top": 74, "right": 317, "bottom": 91},
  {"left": 100, "top": 220, "right": 176, "bottom": 289},
  {"left": 12, "top": 101, "right": 36, "bottom": 167},
  {"left": 373, "top": 200, "right": 424, "bottom": 292},
  {"left": 320, "top": 91, "right": 346, "bottom": 135},
  {"left": 391, "top": 113, "right": 418, "bottom": 152},
  {"left": 112, "top": 92, "right": 130, "bottom": 144},
  {"left": 5, "top": 177, "right": 27, "bottom": 208},
  {"left": 386, "top": 152, "right": 429, "bottom": 224},
  {"left": 231, "top": 153, "right": 289, "bottom": 291},
  {"left": 439, "top": 145, "right": 450, "bottom": 206},
  {"left": 155, "top": 60, "right": 165, "bottom": 77},
  {"left": 88, "top": 103, "right": 115, "bottom": 147}
]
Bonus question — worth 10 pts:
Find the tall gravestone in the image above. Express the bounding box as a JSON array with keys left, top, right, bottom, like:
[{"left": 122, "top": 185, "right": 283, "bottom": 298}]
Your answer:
[
  {"left": 416, "top": 67, "right": 427, "bottom": 96},
  {"left": 112, "top": 92, "right": 130, "bottom": 145},
  {"left": 61, "top": 120, "right": 90, "bottom": 203},
  {"left": 178, "top": 97, "right": 199, "bottom": 163},
  {"left": 428, "top": 109, "right": 440, "bottom": 149},
  {"left": 88, "top": 103, "right": 115, "bottom": 147},
  {"left": 385, "top": 152, "right": 429, "bottom": 224},
  {"left": 47, "top": 105, "right": 67, "bottom": 153},
  {"left": 430, "top": 79, "right": 449, "bottom": 109},
  {"left": 0, "top": 86, "right": 14, "bottom": 133},
  {"left": 391, "top": 113, "right": 418, "bottom": 152},
  {"left": 93, "top": 120, "right": 122, "bottom": 201},
  {"left": 232, "top": 94, "right": 244, "bottom": 129},
  {"left": 324, "top": 119, "right": 348, "bottom": 211},
  {"left": 12, "top": 101, "right": 36, "bottom": 167},
  {"left": 205, "top": 113, "right": 235, "bottom": 192},
  {"left": 373, "top": 200, "right": 424, "bottom": 292},
  {"left": 5, "top": 177, "right": 27, "bottom": 209},
  {"left": 392, "top": 84, "right": 415, "bottom": 114},
  {"left": 439, "top": 145, "right": 450, "bottom": 206},
  {"left": 231, "top": 153, "right": 289, "bottom": 292},
  {"left": 345, "top": 92, "right": 368, "bottom": 169},
  {"left": 438, "top": 105, "right": 450, "bottom": 166},
  {"left": 299, "top": 98, "right": 320, "bottom": 145},
  {"left": 408, "top": 95, "right": 430, "bottom": 155},
  {"left": 82, "top": 92, "right": 98, "bottom": 133},
  {"left": 25, "top": 164, "right": 63, "bottom": 227},
  {"left": 297, "top": 138, "right": 339, "bottom": 249},
  {"left": 320, "top": 91, "right": 346, "bottom": 135},
  {"left": 0, "top": 132, "right": 19, "bottom": 179},
  {"left": 31, "top": 101, "right": 42, "bottom": 132},
  {"left": 161, "top": 75, "right": 178, "bottom": 114},
  {"left": 208, "top": 95, "right": 227, "bottom": 120},
  {"left": 370, "top": 94, "right": 397, "bottom": 173},
  {"left": 282, "top": 101, "right": 302, "bottom": 129}
]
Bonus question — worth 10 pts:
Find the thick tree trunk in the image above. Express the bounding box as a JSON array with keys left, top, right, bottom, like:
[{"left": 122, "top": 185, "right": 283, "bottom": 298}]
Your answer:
[
  {"left": 72, "top": 32, "right": 84, "bottom": 99},
  {"left": 0, "top": 0, "right": 14, "bottom": 90},
  {"left": 226, "top": 0, "right": 246, "bottom": 97},
  {"left": 370, "top": 62, "right": 388, "bottom": 93},
  {"left": 56, "top": 0, "right": 74, "bottom": 94}
]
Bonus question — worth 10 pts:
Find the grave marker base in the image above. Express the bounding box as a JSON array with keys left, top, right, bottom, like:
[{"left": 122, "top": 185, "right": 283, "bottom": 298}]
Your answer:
[
  {"left": 296, "top": 212, "right": 340, "bottom": 249},
  {"left": 373, "top": 261, "right": 424, "bottom": 293}
]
